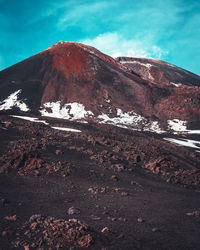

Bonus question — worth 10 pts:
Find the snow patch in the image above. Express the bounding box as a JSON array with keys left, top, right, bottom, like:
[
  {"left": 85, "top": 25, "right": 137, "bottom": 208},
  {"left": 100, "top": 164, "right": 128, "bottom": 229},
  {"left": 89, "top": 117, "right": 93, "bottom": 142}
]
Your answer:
[
  {"left": 144, "top": 121, "right": 165, "bottom": 134},
  {"left": 108, "top": 107, "right": 112, "bottom": 114},
  {"left": 164, "top": 138, "right": 200, "bottom": 150},
  {"left": 52, "top": 126, "right": 81, "bottom": 132},
  {"left": 78, "top": 120, "right": 88, "bottom": 124},
  {"left": 167, "top": 119, "right": 200, "bottom": 135},
  {"left": 0, "top": 90, "right": 29, "bottom": 112},
  {"left": 10, "top": 115, "right": 49, "bottom": 125},
  {"left": 120, "top": 61, "right": 152, "bottom": 68},
  {"left": 40, "top": 101, "right": 94, "bottom": 120},
  {"left": 97, "top": 108, "right": 165, "bottom": 134},
  {"left": 124, "top": 61, "right": 153, "bottom": 80},
  {"left": 170, "top": 82, "right": 181, "bottom": 87},
  {"left": 105, "top": 99, "right": 111, "bottom": 103},
  {"left": 98, "top": 109, "right": 143, "bottom": 126},
  {"left": 167, "top": 119, "right": 187, "bottom": 133}
]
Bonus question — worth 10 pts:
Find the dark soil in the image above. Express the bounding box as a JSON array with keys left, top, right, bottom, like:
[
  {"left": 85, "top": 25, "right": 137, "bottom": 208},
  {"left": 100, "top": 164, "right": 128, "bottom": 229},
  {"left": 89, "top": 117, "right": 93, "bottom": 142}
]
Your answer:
[{"left": 0, "top": 114, "right": 200, "bottom": 249}]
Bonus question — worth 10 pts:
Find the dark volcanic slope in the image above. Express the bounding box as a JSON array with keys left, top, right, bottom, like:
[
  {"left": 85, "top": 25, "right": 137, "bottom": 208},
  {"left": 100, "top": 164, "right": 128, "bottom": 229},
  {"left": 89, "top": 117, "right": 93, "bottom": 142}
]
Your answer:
[
  {"left": 115, "top": 56, "right": 200, "bottom": 121},
  {"left": 0, "top": 41, "right": 200, "bottom": 121},
  {"left": 116, "top": 57, "right": 200, "bottom": 87},
  {"left": 0, "top": 115, "right": 200, "bottom": 249}
]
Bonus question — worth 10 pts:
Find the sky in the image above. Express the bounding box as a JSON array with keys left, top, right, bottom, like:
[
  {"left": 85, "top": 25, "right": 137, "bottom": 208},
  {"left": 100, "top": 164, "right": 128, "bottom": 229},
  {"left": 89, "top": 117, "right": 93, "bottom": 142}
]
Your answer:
[{"left": 0, "top": 0, "right": 200, "bottom": 75}]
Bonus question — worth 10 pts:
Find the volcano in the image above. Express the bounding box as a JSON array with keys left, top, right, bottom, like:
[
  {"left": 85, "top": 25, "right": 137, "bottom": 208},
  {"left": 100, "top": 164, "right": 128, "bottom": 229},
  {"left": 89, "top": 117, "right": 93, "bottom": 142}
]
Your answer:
[
  {"left": 0, "top": 42, "right": 200, "bottom": 250},
  {"left": 0, "top": 41, "right": 199, "bottom": 131}
]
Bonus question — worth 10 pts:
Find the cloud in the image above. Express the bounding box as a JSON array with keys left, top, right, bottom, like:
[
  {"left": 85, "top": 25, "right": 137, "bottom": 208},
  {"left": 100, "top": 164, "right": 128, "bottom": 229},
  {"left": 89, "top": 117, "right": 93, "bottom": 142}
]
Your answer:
[
  {"left": 56, "top": 1, "right": 112, "bottom": 31},
  {"left": 80, "top": 32, "right": 168, "bottom": 59}
]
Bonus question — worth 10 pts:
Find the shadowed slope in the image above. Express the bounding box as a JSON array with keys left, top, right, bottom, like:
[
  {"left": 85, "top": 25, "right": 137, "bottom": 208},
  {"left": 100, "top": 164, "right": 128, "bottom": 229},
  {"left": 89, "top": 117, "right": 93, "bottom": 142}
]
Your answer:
[{"left": 116, "top": 57, "right": 200, "bottom": 87}]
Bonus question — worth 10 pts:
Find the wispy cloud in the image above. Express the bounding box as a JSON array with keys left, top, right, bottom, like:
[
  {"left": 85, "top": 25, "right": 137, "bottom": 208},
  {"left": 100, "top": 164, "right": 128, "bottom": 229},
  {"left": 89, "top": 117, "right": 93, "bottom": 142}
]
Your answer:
[
  {"left": 81, "top": 32, "right": 168, "bottom": 59},
  {"left": 56, "top": 1, "right": 114, "bottom": 31}
]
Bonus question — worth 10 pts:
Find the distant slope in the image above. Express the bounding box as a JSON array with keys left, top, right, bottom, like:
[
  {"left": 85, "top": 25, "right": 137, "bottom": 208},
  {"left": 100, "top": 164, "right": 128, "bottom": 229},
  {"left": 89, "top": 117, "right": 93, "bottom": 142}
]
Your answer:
[{"left": 116, "top": 57, "right": 200, "bottom": 87}]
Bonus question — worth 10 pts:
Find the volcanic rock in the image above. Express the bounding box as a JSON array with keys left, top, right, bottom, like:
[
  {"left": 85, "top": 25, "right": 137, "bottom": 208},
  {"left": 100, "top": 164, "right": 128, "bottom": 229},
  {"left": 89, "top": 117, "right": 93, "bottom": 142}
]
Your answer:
[{"left": 12, "top": 214, "right": 93, "bottom": 248}]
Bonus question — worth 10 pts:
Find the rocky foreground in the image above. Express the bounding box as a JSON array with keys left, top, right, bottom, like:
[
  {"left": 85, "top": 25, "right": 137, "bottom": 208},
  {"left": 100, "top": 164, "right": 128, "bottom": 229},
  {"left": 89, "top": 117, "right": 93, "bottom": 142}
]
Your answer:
[
  {"left": 1, "top": 41, "right": 200, "bottom": 123},
  {"left": 0, "top": 114, "right": 200, "bottom": 249}
]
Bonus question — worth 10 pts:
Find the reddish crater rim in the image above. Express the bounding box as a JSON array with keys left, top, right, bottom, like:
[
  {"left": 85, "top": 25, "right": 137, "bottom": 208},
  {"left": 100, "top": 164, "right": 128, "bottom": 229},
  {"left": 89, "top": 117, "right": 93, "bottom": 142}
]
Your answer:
[
  {"left": 47, "top": 41, "right": 87, "bottom": 50},
  {"left": 47, "top": 41, "right": 104, "bottom": 57},
  {"left": 46, "top": 41, "right": 129, "bottom": 75}
]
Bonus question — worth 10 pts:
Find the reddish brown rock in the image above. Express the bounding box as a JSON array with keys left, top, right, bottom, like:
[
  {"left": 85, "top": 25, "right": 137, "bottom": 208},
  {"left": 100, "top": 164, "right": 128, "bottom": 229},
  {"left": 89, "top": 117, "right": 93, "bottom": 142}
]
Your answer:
[
  {"left": 12, "top": 214, "right": 93, "bottom": 248},
  {"left": 4, "top": 215, "right": 17, "bottom": 221},
  {"left": 101, "top": 227, "right": 110, "bottom": 233},
  {"left": 137, "top": 217, "right": 144, "bottom": 223}
]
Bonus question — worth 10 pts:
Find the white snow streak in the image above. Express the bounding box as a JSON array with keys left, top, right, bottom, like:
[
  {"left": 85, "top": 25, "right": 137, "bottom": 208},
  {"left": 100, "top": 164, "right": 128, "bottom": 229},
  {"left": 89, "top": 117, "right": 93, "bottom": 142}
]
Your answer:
[
  {"left": 164, "top": 138, "right": 200, "bottom": 150},
  {"left": 186, "top": 130, "right": 200, "bottom": 134},
  {"left": 10, "top": 115, "right": 48, "bottom": 125},
  {"left": 10, "top": 115, "right": 81, "bottom": 132},
  {"left": 0, "top": 90, "right": 29, "bottom": 112},
  {"left": 120, "top": 61, "right": 152, "bottom": 68},
  {"left": 170, "top": 82, "right": 181, "bottom": 87},
  {"left": 52, "top": 126, "right": 81, "bottom": 132}
]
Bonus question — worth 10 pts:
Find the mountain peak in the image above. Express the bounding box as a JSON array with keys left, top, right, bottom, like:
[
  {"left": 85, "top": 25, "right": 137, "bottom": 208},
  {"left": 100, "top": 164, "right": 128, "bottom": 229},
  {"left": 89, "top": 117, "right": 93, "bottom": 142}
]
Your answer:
[
  {"left": 45, "top": 41, "right": 128, "bottom": 78},
  {"left": 0, "top": 42, "right": 199, "bottom": 124},
  {"left": 48, "top": 41, "right": 83, "bottom": 50},
  {"left": 47, "top": 40, "right": 99, "bottom": 55}
]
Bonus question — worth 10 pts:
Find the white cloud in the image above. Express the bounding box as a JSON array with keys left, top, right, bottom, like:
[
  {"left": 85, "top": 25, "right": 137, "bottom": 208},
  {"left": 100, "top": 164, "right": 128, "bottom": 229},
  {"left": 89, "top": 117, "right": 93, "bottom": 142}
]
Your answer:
[
  {"left": 80, "top": 32, "right": 168, "bottom": 59},
  {"left": 56, "top": 1, "right": 112, "bottom": 30}
]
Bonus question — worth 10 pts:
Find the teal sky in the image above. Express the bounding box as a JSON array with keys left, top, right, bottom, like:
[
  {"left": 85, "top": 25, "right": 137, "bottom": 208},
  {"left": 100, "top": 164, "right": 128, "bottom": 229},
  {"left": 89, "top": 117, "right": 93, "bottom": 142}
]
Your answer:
[{"left": 0, "top": 0, "right": 200, "bottom": 75}]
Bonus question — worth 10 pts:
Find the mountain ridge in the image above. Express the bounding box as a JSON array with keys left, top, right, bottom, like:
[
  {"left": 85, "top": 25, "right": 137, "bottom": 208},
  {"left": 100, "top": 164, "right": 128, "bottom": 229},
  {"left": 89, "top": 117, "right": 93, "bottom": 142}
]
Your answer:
[
  {"left": 116, "top": 56, "right": 200, "bottom": 87},
  {"left": 0, "top": 41, "right": 199, "bottom": 127}
]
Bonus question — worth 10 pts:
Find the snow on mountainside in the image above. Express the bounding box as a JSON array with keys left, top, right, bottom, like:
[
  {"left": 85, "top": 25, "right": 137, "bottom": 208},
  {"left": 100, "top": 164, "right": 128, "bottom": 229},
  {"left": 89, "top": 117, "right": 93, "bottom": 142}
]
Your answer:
[
  {"left": 0, "top": 90, "right": 29, "bottom": 112},
  {"left": 0, "top": 41, "right": 199, "bottom": 136},
  {"left": 40, "top": 101, "right": 94, "bottom": 120},
  {"left": 1, "top": 88, "right": 200, "bottom": 136}
]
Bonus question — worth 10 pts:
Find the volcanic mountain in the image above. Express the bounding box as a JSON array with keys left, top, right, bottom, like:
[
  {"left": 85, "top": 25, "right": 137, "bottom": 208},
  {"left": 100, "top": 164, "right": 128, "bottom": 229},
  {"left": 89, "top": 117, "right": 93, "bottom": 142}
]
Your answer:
[
  {"left": 0, "top": 41, "right": 199, "bottom": 132},
  {"left": 0, "top": 42, "right": 200, "bottom": 250}
]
